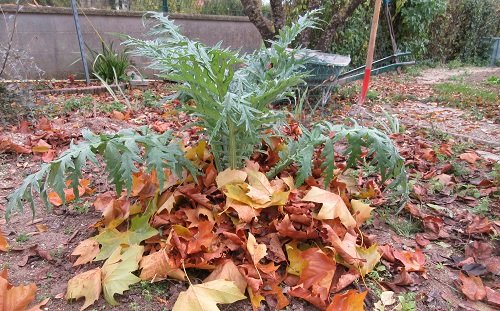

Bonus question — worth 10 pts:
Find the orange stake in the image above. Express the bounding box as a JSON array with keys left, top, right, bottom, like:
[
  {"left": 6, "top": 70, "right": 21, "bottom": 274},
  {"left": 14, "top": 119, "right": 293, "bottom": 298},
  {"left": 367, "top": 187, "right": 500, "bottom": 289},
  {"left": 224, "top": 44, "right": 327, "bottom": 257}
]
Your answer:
[{"left": 358, "top": 0, "right": 383, "bottom": 105}]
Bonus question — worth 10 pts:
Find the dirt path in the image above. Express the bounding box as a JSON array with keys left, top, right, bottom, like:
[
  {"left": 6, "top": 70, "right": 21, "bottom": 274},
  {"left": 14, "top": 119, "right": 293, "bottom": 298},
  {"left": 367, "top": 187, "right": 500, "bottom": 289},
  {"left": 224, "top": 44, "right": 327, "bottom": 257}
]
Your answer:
[{"left": 370, "top": 66, "right": 500, "bottom": 148}]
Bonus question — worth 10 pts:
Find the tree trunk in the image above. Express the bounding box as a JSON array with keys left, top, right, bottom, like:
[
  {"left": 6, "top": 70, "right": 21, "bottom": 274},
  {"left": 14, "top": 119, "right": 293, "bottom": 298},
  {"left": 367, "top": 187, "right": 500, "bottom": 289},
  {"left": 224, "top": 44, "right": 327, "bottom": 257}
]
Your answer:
[
  {"left": 299, "top": 0, "right": 321, "bottom": 47},
  {"left": 240, "top": 0, "right": 276, "bottom": 43},
  {"left": 315, "top": 0, "right": 366, "bottom": 52},
  {"left": 269, "top": 0, "right": 285, "bottom": 32}
]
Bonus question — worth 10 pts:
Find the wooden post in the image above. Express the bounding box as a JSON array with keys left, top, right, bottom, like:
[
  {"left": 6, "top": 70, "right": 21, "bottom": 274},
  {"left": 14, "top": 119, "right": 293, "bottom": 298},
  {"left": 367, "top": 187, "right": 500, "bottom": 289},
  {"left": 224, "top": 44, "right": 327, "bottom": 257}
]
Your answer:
[
  {"left": 358, "top": 0, "right": 383, "bottom": 105},
  {"left": 70, "top": 0, "right": 90, "bottom": 85}
]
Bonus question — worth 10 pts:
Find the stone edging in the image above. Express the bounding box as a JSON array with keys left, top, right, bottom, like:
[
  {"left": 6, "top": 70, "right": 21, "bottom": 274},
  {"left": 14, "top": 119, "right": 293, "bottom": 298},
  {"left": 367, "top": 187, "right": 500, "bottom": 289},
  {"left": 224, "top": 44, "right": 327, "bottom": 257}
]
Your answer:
[
  {"left": 0, "top": 4, "right": 251, "bottom": 22},
  {"left": 35, "top": 83, "right": 128, "bottom": 95}
]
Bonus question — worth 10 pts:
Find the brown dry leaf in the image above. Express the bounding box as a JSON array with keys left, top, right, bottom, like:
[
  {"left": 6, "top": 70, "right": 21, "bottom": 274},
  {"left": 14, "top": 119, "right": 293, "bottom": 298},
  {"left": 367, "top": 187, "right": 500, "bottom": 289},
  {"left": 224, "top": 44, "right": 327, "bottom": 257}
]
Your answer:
[
  {"left": 31, "top": 139, "right": 51, "bottom": 153},
  {"left": 26, "top": 297, "right": 50, "bottom": 311},
  {"left": 65, "top": 268, "right": 102, "bottom": 311},
  {"left": 393, "top": 248, "right": 426, "bottom": 272},
  {"left": 247, "top": 233, "right": 266, "bottom": 264},
  {"left": 0, "top": 137, "right": 31, "bottom": 154},
  {"left": 350, "top": 200, "right": 373, "bottom": 226},
  {"left": 303, "top": 187, "right": 356, "bottom": 229},
  {"left": 139, "top": 248, "right": 184, "bottom": 281},
  {"left": 485, "top": 287, "right": 500, "bottom": 308},
  {"left": 327, "top": 290, "right": 367, "bottom": 311},
  {"left": 466, "top": 216, "right": 492, "bottom": 234},
  {"left": 204, "top": 260, "right": 247, "bottom": 294},
  {"left": 459, "top": 152, "right": 479, "bottom": 164},
  {"left": 458, "top": 272, "right": 486, "bottom": 301},
  {"left": 71, "top": 239, "right": 100, "bottom": 266},
  {"left": 298, "top": 248, "right": 336, "bottom": 298},
  {"left": 35, "top": 224, "right": 48, "bottom": 233},
  {"left": 225, "top": 198, "right": 259, "bottom": 223},
  {"left": 0, "top": 230, "right": 9, "bottom": 252},
  {"left": 48, "top": 179, "right": 93, "bottom": 206},
  {"left": 0, "top": 269, "right": 38, "bottom": 311}
]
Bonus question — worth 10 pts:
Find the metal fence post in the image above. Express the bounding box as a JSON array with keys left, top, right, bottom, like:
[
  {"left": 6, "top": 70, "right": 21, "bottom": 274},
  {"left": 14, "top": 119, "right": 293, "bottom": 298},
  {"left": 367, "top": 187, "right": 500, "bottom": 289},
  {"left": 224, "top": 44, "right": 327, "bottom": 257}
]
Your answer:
[
  {"left": 162, "top": 0, "right": 169, "bottom": 13},
  {"left": 70, "top": 0, "right": 90, "bottom": 84}
]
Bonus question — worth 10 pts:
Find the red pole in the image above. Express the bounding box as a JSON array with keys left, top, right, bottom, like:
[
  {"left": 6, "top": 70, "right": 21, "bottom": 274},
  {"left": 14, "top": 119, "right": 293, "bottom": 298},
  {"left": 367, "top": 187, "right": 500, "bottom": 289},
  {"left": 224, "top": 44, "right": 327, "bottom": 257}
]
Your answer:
[{"left": 358, "top": 0, "right": 383, "bottom": 105}]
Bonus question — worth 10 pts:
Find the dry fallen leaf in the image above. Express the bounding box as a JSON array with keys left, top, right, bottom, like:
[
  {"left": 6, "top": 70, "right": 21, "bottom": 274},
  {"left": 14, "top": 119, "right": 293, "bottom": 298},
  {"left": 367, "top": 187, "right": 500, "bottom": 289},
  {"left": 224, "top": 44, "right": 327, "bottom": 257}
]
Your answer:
[
  {"left": 204, "top": 260, "right": 247, "bottom": 294},
  {"left": 459, "top": 152, "right": 479, "bottom": 164},
  {"left": 247, "top": 233, "right": 267, "bottom": 265},
  {"left": 0, "top": 269, "right": 38, "bottom": 311},
  {"left": 327, "top": 290, "right": 367, "bottom": 311},
  {"left": 351, "top": 200, "right": 373, "bottom": 226},
  {"left": 139, "top": 247, "right": 184, "bottom": 281},
  {"left": 71, "top": 239, "right": 100, "bottom": 266},
  {"left": 303, "top": 187, "right": 356, "bottom": 228},
  {"left": 393, "top": 248, "right": 426, "bottom": 272},
  {"left": 0, "top": 230, "right": 9, "bottom": 252},
  {"left": 65, "top": 268, "right": 102, "bottom": 311},
  {"left": 458, "top": 272, "right": 486, "bottom": 301},
  {"left": 172, "top": 280, "right": 246, "bottom": 311}
]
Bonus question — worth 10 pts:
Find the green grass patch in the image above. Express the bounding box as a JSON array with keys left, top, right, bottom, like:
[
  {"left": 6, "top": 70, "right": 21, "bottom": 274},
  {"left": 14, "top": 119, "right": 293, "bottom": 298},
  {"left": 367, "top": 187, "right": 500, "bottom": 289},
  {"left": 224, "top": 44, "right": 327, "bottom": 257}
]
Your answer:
[{"left": 432, "top": 82, "right": 498, "bottom": 109}]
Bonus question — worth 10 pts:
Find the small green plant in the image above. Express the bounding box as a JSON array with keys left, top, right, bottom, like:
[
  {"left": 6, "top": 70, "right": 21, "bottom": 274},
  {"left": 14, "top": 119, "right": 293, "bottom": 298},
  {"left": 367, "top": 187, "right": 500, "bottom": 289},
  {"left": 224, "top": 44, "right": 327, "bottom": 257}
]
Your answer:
[
  {"left": 366, "top": 90, "right": 379, "bottom": 101},
  {"left": 99, "top": 101, "right": 126, "bottom": 114},
  {"left": 491, "top": 163, "right": 500, "bottom": 186},
  {"left": 456, "top": 184, "right": 480, "bottom": 198},
  {"left": 471, "top": 197, "right": 490, "bottom": 215},
  {"left": 16, "top": 233, "right": 29, "bottom": 243},
  {"left": 451, "top": 161, "right": 470, "bottom": 177},
  {"left": 49, "top": 246, "right": 65, "bottom": 259},
  {"left": 429, "top": 178, "right": 445, "bottom": 194},
  {"left": 378, "top": 208, "right": 421, "bottom": 238},
  {"left": 63, "top": 96, "right": 93, "bottom": 114},
  {"left": 89, "top": 42, "right": 129, "bottom": 83},
  {"left": 367, "top": 263, "right": 388, "bottom": 281},
  {"left": 71, "top": 201, "right": 91, "bottom": 214},
  {"left": 398, "top": 291, "right": 417, "bottom": 311},
  {"left": 140, "top": 281, "right": 166, "bottom": 302},
  {"left": 452, "top": 140, "right": 475, "bottom": 154},
  {"left": 142, "top": 90, "right": 159, "bottom": 108},
  {"left": 435, "top": 262, "right": 445, "bottom": 270},
  {"left": 485, "top": 76, "right": 500, "bottom": 85}
]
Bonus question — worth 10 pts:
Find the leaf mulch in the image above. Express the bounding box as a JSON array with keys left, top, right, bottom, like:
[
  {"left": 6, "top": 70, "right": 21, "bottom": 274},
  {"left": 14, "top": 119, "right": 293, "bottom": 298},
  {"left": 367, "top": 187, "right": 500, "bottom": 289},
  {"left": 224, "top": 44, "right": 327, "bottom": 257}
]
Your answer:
[{"left": 0, "top": 73, "right": 499, "bottom": 311}]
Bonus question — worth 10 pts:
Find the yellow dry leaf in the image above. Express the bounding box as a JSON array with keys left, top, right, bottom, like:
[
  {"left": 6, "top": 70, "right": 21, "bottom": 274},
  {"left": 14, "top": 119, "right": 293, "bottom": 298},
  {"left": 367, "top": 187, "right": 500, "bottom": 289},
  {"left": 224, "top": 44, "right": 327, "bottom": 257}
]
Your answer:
[
  {"left": 204, "top": 260, "right": 247, "bottom": 294},
  {"left": 247, "top": 233, "right": 266, "bottom": 264},
  {"left": 303, "top": 187, "right": 356, "bottom": 228},
  {"left": 216, "top": 169, "right": 247, "bottom": 189},
  {"left": 285, "top": 242, "right": 307, "bottom": 276},
  {"left": 65, "top": 268, "right": 102, "bottom": 311},
  {"left": 71, "top": 239, "right": 100, "bottom": 266},
  {"left": 355, "top": 244, "right": 381, "bottom": 276},
  {"left": 172, "top": 280, "right": 246, "bottom": 311},
  {"left": 351, "top": 200, "right": 374, "bottom": 226}
]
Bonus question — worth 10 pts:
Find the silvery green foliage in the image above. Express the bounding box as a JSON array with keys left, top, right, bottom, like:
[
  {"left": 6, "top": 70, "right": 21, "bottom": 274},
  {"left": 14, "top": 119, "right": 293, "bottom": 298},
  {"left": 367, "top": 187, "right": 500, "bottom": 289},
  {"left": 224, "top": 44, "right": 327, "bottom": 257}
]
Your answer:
[
  {"left": 6, "top": 128, "right": 197, "bottom": 219},
  {"left": 268, "top": 121, "right": 409, "bottom": 203},
  {"left": 123, "top": 11, "right": 320, "bottom": 171}
]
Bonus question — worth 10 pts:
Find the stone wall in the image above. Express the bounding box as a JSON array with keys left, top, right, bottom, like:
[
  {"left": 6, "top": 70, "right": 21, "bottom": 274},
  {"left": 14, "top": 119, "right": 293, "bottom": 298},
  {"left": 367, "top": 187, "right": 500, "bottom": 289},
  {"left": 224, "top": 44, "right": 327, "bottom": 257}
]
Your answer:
[{"left": 0, "top": 5, "right": 262, "bottom": 79}]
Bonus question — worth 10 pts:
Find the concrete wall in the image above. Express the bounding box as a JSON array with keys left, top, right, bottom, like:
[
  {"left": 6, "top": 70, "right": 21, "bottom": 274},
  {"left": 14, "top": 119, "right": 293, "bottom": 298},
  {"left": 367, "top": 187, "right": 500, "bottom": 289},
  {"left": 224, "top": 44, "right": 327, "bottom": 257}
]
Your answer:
[{"left": 0, "top": 5, "right": 262, "bottom": 79}]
